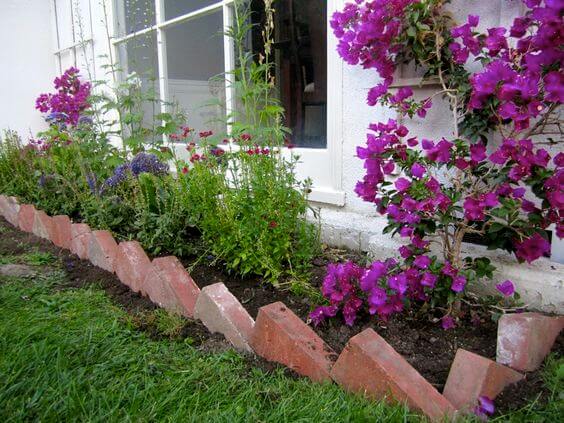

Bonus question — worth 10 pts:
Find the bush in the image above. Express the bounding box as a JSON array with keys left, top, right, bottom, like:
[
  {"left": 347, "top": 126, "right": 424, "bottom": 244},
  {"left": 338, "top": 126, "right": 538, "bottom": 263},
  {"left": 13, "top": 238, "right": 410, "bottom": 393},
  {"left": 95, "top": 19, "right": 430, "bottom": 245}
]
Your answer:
[{"left": 312, "top": 0, "right": 563, "bottom": 327}]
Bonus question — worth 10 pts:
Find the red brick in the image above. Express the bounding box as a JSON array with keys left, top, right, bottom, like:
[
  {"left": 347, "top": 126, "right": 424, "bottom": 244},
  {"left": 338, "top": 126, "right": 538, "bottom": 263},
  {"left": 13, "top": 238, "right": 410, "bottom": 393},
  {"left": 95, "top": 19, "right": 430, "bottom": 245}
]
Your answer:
[
  {"left": 33, "top": 210, "right": 56, "bottom": 240},
  {"left": 250, "top": 302, "right": 337, "bottom": 382},
  {"left": 0, "top": 195, "right": 20, "bottom": 227},
  {"left": 70, "top": 223, "right": 92, "bottom": 259},
  {"left": 331, "top": 328, "right": 456, "bottom": 422},
  {"left": 52, "top": 215, "right": 72, "bottom": 249},
  {"left": 443, "top": 349, "right": 523, "bottom": 412},
  {"left": 497, "top": 312, "right": 564, "bottom": 372},
  {"left": 88, "top": 230, "right": 118, "bottom": 273},
  {"left": 143, "top": 256, "right": 200, "bottom": 317},
  {"left": 114, "top": 241, "right": 152, "bottom": 294},
  {"left": 18, "top": 204, "right": 36, "bottom": 233},
  {"left": 194, "top": 283, "right": 255, "bottom": 352}
]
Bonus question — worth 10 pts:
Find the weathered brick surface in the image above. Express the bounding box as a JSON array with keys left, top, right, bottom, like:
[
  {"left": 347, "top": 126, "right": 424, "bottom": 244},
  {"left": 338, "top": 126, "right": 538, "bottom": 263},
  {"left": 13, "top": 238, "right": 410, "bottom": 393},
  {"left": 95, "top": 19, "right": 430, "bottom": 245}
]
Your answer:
[
  {"left": 88, "top": 230, "right": 118, "bottom": 273},
  {"left": 0, "top": 195, "right": 20, "bottom": 227},
  {"left": 497, "top": 312, "right": 564, "bottom": 372},
  {"left": 330, "top": 328, "right": 455, "bottom": 422},
  {"left": 70, "top": 223, "right": 92, "bottom": 259},
  {"left": 194, "top": 283, "right": 255, "bottom": 352},
  {"left": 143, "top": 256, "right": 200, "bottom": 317},
  {"left": 32, "top": 210, "right": 55, "bottom": 240},
  {"left": 444, "top": 349, "right": 523, "bottom": 411},
  {"left": 18, "top": 204, "right": 36, "bottom": 233},
  {"left": 114, "top": 241, "right": 152, "bottom": 294},
  {"left": 52, "top": 215, "right": 72, "bottom": 249},
  {"left": 250, "top": 302, "right": 337, "bottom": 382}
]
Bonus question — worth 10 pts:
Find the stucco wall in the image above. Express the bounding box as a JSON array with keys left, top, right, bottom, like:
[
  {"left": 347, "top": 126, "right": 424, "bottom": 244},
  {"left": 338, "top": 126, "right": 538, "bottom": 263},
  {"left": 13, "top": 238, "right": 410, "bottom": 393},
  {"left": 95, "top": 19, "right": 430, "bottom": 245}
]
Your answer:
[{"left": 0, "top": 0, "right": 56, "bottom": 138}]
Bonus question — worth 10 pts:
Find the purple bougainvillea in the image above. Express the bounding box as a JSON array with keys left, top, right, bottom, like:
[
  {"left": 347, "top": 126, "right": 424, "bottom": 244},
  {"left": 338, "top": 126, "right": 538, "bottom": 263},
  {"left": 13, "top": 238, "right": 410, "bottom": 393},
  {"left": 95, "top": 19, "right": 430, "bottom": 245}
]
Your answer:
[{"left": 312, "top": 0, "right": 563, "bottom": 329}]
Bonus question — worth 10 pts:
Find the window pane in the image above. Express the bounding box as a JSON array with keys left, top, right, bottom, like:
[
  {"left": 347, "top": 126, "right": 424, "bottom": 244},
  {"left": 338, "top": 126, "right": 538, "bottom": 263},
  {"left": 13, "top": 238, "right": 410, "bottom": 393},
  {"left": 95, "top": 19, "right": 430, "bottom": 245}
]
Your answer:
[
  {"left": 117, "top": 33, "right": 162, "bottom": 137},
  {"left": 164, "top": 0, "right": 218, "bottom": 21},
  {"left": 251, "top": 0, "right": 327, "bottom": 148},
  {"left": 115, "top": 0, "right": 156, "bottom": 37},
  {"left": 165, "top": 11, "right": 226, "bottom": 135}
]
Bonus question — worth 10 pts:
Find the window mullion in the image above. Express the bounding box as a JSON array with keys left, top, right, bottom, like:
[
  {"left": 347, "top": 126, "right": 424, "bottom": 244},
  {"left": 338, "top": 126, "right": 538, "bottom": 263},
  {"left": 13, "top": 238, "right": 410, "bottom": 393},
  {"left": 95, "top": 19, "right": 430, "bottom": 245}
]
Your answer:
[
  {"left": 154, "top": 0, "right": 168, "bottom": 144},
  {"left": 223, "top": 2, "right": 235, "bottom": 137}
]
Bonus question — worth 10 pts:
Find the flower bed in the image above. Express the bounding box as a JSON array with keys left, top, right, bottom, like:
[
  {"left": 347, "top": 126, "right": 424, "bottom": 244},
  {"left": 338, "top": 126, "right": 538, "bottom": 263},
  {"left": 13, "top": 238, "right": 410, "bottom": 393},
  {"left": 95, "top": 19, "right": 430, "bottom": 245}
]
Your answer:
[{"left": 1, "top": 197, "right": 562, "bottom": 420}]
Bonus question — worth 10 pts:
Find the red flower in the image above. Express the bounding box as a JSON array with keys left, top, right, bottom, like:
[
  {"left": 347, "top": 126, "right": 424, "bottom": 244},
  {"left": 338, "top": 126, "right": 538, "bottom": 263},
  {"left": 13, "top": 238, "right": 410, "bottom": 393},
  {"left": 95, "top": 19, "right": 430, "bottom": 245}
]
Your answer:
[
  {"left": 269, "top": 221, "right": 278, "bottom": 228},
  {"left": 199, "top": 130, "right": 213, "bottom": 138},
  {"left": 181, "top": 166, "right": 189, "bottom": 174}
]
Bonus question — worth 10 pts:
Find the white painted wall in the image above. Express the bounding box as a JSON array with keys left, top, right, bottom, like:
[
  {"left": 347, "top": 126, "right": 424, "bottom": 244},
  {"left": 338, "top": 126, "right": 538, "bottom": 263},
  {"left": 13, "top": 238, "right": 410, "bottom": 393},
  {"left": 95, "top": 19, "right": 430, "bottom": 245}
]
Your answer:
[{"left": 0, "top": 0, "right": 56, "bottom": 139}]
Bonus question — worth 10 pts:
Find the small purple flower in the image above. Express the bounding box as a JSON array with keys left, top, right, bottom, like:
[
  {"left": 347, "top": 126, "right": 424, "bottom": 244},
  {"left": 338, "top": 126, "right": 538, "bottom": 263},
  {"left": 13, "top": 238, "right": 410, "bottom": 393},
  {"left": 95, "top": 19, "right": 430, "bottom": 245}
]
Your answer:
[
  {"left": 451, "top": 275, "right": 467, "bottom": 293},
  {"left": 410, "top": 163, "right": 426, "bottom": 178},
  {"left": 413, "top": 255, "right": 431, "bottom": 269},
  {"left": 441, "top": 315, "right": 456, "bottom": 330},
  {"left": 474, "top": 395, "right": 495, "bottom": 419},
  {"left": 496, "top": 280, "right": 515, "bottom": 297}
]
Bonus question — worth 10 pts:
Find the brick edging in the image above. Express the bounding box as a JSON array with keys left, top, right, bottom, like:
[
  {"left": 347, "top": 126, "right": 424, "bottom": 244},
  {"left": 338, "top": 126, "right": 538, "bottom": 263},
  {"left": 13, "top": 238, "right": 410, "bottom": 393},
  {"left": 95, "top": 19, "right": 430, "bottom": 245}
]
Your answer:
[{"left": 1, "top": 195, "right": 561, "bottom": 421}]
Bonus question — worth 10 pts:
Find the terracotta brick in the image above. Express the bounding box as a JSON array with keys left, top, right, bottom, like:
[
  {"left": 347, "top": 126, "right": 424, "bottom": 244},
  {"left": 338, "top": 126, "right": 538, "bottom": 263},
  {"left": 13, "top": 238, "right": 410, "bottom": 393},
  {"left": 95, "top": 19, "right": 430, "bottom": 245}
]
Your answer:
[
  {"left": 497, "top": 312, "right": 564, "bottom": 372},
  {"left": 33, "top": 210, "right": 56, "bottom": 240},
  {"left": 443, "top": 349, "right": 523, "bottom": 412},
  {"left": 52, "top": 215, "right": 72, "bottom": 249},
  {"left": 0, "top": 195, "right": 20, "bottom": 227},
  {"left": 330, "top": 328, "right": 456, "bottom": 422},
  {"left": 70, "top": 223, "right": 92, "bottom": 259},
  {"left": 88, "top": 230, "right": 118, "bottom": 273},
  {"left": 114, "top": 241, "right": 152, "bottom": 294},
  {"left": 194, "top": 283, "right": 255, "bottom": 352},
  {"left": 143, "top": 256, "right": 200, "bottom": 317},
  {"left": 18, "top": 204, "right": 36, "bottom": 233},
  {"left": 250, "top": 302, "right": 337, "bottom": 382}
]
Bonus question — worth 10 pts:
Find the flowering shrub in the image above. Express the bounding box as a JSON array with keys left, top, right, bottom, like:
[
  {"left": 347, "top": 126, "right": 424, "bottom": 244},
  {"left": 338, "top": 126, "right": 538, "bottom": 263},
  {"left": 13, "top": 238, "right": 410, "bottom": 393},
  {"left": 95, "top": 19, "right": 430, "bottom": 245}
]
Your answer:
[
  {"left": 35, "top": 67, "right": 91, "bottom": 127},
  {"left": 312, "top": 0, "right": 563, "bottom": 327}
]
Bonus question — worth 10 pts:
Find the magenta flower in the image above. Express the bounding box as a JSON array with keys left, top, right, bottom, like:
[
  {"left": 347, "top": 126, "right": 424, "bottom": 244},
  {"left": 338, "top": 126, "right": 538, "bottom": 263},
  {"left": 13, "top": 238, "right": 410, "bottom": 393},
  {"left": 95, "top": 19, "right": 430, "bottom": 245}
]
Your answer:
[
  {"left": 451, "top": 275, "right": 467, "bottom": 293},
  {"left": 410, "top": 163, "right": 426, "bottom": 178},
  {"left": 496, "top": 280, "right": 515, "bottom": 297},
  {"left": 413, "top": 255, "right": 431, "bottom": 269},
  {"left": 420, "top": 272, "right": 438, "bottom": 288},
  {"left": 514, "top": 233, "right": 551, "bottom": 263},
  {"left": 441, "top": 315, "right": 456, "bottom": 330}
]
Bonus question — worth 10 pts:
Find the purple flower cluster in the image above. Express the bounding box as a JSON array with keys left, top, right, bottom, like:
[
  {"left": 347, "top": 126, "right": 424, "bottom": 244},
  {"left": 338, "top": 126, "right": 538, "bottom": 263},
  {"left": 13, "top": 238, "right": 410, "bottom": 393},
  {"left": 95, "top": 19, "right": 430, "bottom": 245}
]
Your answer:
[
  {"left": 35, "top": 67, "right": 91, "bottom": 126},
  {"left": 310, "top": 251, "right": 472, "bottom": 327},
  {"left": 331, "top": 0, "right": 418, "bottom": 103},
  {"left": 450, "top": 1, "right": 563, "bottom": 132},
  {"left": 102, "top": 153, "right": 169, "bottom": 192},
  {"left": 130, "top": 152, "right": 169, "bottom": 177},
  {"left": 323, "top": 1, "right": 563, "bottom": 329}
]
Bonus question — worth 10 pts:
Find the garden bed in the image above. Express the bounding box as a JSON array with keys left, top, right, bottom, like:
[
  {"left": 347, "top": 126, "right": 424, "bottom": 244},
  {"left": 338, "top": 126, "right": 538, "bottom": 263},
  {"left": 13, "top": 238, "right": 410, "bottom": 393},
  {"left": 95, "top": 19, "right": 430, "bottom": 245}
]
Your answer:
[{"left": 1, "top": 215, "right": 560, "bottom": 416}]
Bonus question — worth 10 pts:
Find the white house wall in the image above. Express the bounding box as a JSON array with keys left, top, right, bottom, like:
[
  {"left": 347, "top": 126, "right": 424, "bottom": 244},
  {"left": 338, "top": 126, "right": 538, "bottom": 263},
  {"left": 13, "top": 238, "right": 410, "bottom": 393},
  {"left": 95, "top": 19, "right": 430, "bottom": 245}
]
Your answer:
[{"left": 0, "top": 0, "right": 56, "bottom": 139}]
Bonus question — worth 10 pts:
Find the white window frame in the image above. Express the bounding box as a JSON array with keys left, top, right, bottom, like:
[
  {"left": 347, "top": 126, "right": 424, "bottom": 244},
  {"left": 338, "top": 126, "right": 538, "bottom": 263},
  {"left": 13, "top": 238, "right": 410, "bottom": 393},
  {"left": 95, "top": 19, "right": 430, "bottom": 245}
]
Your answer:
[
  {"left": 51, "top": 0, "right": 96, "bottom": 76},
  {"left": 110, "top": 0, "right": 344, "bottom": 205}
]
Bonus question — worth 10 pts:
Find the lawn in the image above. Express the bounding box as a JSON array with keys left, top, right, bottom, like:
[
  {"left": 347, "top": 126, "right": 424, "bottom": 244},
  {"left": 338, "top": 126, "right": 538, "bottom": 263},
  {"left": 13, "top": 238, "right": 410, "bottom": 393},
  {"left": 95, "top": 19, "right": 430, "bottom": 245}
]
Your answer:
[{"left": 0, "top": 249, "right": 561, "bottom": 422}]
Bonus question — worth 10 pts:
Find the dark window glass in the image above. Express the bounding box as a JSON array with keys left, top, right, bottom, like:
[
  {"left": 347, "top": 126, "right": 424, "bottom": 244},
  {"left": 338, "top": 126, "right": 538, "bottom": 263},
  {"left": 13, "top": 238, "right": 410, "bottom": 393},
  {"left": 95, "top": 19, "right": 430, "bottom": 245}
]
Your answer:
[{"left": 251, "top": 0, "right": 327, "bottom": 148}]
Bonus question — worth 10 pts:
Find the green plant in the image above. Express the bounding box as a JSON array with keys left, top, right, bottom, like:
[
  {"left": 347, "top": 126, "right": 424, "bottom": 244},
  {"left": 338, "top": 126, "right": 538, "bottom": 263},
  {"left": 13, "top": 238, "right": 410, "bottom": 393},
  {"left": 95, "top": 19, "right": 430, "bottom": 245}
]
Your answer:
[{"left": 174, "top": 1, "right": 319, "bottom": 282}]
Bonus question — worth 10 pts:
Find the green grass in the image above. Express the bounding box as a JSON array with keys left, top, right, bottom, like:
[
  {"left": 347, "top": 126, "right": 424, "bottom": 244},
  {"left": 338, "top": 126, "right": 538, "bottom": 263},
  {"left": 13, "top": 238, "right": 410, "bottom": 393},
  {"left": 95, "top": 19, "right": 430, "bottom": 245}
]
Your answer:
[
  {"left": 0, "top": 252, "right": 561, "bottom": 422},
  {"left": 0, "top": 269, "right": 418, "bottom": 422}
]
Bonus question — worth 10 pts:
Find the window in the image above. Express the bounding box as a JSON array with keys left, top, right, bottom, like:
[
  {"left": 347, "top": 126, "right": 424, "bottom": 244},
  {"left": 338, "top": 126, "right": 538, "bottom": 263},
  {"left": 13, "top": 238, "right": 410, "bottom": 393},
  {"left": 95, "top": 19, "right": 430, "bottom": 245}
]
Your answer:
[
  {"left": 112, "top": 0, "right": 344, "bottom": 203},
  {"left": 250, "top": 0, "right": 327, "bottom": 148},
  {"left": 52, "top": 0, "right": 96, "bottom": 77}
]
